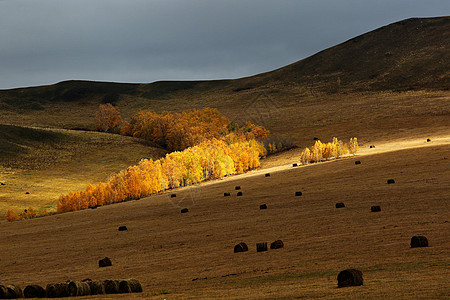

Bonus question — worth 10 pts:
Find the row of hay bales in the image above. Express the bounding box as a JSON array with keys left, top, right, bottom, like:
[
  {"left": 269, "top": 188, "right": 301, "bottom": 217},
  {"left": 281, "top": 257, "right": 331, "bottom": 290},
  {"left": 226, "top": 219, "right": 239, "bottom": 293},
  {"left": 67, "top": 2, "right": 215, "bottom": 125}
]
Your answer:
[{"left": 0, "top": 279, "right": 142, "bottom": 299}]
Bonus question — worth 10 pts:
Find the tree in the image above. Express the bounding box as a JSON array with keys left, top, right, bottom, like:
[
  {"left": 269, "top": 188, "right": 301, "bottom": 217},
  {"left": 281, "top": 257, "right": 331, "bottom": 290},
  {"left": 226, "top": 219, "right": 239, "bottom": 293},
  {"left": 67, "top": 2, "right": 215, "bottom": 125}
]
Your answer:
[
  {"left": 6, "top": 209, "right": 17, "bottom": 222},
  {"left": 95, "top": 103, "right": 123, "bottom": 132}
]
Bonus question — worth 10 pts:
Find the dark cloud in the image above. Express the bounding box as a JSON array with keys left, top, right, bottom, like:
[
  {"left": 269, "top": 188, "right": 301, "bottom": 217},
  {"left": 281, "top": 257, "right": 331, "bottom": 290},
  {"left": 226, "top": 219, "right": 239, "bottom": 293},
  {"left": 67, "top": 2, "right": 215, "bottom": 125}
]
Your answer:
[{"left": 0, "top": 0, "right": 449, "bottom": 89}]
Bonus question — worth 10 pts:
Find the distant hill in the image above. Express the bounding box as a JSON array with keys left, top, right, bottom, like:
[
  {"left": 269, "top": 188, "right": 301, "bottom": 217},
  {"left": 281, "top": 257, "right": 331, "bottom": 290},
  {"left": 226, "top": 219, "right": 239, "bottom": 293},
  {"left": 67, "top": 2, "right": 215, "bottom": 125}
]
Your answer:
[{"left": 0, "top": 16, "right": 448, "bottom": 109}]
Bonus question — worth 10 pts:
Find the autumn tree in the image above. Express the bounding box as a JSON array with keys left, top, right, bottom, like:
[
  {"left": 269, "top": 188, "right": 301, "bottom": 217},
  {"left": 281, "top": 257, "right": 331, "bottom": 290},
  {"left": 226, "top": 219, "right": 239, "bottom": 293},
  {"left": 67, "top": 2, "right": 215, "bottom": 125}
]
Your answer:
[
  {"left": 6, "top": 209, "right": 17, "bottom": 222},
  {"left": 95, "top": 103, "right": 123, "bottom": 132}
]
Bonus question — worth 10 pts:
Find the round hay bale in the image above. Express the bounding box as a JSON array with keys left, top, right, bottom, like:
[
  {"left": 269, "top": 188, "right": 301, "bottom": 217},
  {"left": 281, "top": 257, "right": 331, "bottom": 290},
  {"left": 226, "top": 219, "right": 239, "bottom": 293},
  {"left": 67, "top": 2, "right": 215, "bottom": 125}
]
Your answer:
[
  {"left": 234, "top": 242, "right": 248, "bottom": 253},
  {"left": 369, "top": 145, "right": 375, "bottom": 148},
  {"left": 256, "top": 242, "right": 268, "bottom": 252},
  {"left": 0, "top": 285, "right": 9, "bottom": 299},
  {"left": 67, "top": 281, "right": 91, "bottom": 297},
  {"left": 292, "top": 163, "right": 298, "bottom": 167},
  {"left": 427, "top": 138, "right": 431, "bottom": 142},
  {"left": 259, "top": 204, "right": 267, "bottom": 210},
  {"left": 354, "top": 160, "right": 361, "bottom": 165},
  {"left": 337, "top": 269, "right": 363, "bottom": 287},
  {"left": 265, "top": 173, "right": 271, "bottom": 177},
  {"left": 46, "top": 283, "right": 69, "bottom": 298},
  {"left": 313, "top": 137, "right": 319, "bottom": 141},
  {"left": 371, "top": 205, "right": 381, "bottom": 212},
  {"left": 335, "top": 202, "right": 345, "bottom": 208},
  {"left": 170, "top": 194, "right": 176, "bottom": 198},
  {"left": 270, "top": 240, "right": 284, "bottom": 249},
  {"left": 181, "top": 208, "right": 189, "bottom": 213},
  {"left": 411, "top": 236, "right": 428, "bottom": 248},
  {"left": 235, "top": 186, "right": 241, "bottom": 190},
  {"left": 83, "top": 280, "right": 105, "bottom": 295},
  {"left": 295, "top": 191, "right": 302, "bottom": 196},
  {"left": 99, "top": 257, "right": 112, "bottom": 268},
  {"left": 119, "top": 279, "right": 143, "bottom": 293},
  {"left": 104, "top": 280, "right": 120, "bottom": 294},
  {"left": 387, "top": 179, "right": 395, "bottom": 184},
  {"left": 24, "top": 284, "right": 46, "bottom": 298},
  {"left": 224, "top": 192, "right": 231, "bottom": 197},
  {"left": 6, "top": 284, "right": 23, "bottom": 298},
  {"left": 118, "top": 226, "right": 128, "bottom": 231},
  {"left": 237, "top": 191, "right": 243, "bottom": 196}
]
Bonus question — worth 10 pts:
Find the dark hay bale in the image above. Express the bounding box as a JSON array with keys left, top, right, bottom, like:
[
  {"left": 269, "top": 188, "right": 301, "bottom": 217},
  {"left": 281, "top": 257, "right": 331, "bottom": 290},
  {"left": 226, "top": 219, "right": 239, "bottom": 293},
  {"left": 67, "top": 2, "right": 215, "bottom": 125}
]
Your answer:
[
  {"left": 235, "top": 186, "right": 241, "bottom": 190},
  {"left": 118, "top": 226, "right": 128, "bottom": 231},
  {"left": 237, "top": 191, "right": 243, "bottom": 196},
  {"left": 104, "top": 280, "right": 120, "bottom": 294},
  {"left": 411, "top": 236, "right": 428, "bottom": 248},
  {"left": 335, "top": 202, "right": 345, "bottom": 208},
  {"left": 313, "top": 137, "right": 319, "bottom": 141},
  {"left": 270, "top": 240, "right": 284, "bottom": 249},
  {"left": 427, "top": 138, "right": 431, "bottom": 142},
  {"left": 295, "top": 191, "right": 302, "bottom": 196},
  {"left": 46, "top": 283, "right": 69, "bottom": 298},
  {"left": 24, "top": 285, "right": 46, "bottom": 298},
  {"left": 181, "top": 208, "right": 189, "bottom": 213},
  {"left": 171, "top": 194, "right": 176, "bottom": 198},
  {"left": 355, "top": 160, "right": 361, "bottom": 165},
  {"left": 83, "top": 280, "right": 105, "bottom": 295},
  {"left": 0, "top": 182, "right": 5, "bottom": 185},
  {"left": 224, "top": 192, "right": 231, "bottom": 197},
  {"left": 371, "top": 205, "right": 381, "bottom": 212},
  {"left": 387, "top": 179, "right": 395, "bottom": 184},
  {"left": 99, "top": 257, "right": 112, "bottom": 268},
  {"left": 234, "top": 242, "right": 248, "bottom": 253},
  {"left": 67, "top": 281, "right": 91, "bottom": 297},
  {"left": 6, "top": 284, "right": 23, "bottom": 298},
  {"left": 260, "top": 204, "right": 267, "bottom": 210},
  {"left": 256, "top": 242, "right": 268, "bottom": 252},
  {"left": 25, "top": 192, "right": 30, "bottom": 195},
  {"left": 265, "top": 173, "right": 271, "bottom": 177},
  {"left": 119, "top": 279, "right": 143, "bottom": 293},
  {"left": 0, "top": 285, "right": 9, "bottom": 299},
  {"left": 292, "top": 163, "right": 298, "bottom": 167},
  {"left": 337, "top": 269, "right": 363, "bottom": 287}
]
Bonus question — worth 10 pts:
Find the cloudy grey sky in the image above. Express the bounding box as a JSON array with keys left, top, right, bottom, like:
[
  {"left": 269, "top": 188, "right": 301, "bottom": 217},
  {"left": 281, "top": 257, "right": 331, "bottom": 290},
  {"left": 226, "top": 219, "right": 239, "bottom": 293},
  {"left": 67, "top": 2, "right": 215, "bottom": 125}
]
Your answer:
[{"left": 0, "top": 0, "right": 448, "bottom": 89}]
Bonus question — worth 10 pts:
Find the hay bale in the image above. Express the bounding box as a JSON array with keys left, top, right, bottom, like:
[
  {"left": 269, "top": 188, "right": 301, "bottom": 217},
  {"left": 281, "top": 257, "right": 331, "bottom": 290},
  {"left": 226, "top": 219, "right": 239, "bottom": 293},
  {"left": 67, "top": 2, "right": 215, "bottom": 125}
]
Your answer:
[
  {"left": 237, "top": 191, "right": 243, "bottom": 196},
  {"left": 181, "top": 208, "right": 189, "bottom": 213},
  {"left": 99, "top": 257, "right": 112, "bottom": 268},
  {"left": 292, "top": 163, "right": 298, "bottom": 167},
  {"left": 387, "top": 179, "right": 395, "bottom": 184},
  {"left": 235, "top": 186, "right": 241, "bottom": 190},
  {"left": 104, "top": 280, "right": 120, "bottom": 294},
  {"left": 411, "top": 236, "right": 428, "bottom": 248},
  {"left": 270, "top": 240, "right": 284, "bottom": 249},
  {"left": 119, "top": 279, "right": 143, "bottom": 293},
  {"left": 260, "top": 204, "right": 267, "bottom": 210},
  {"left": 371, "top": 205, "right": 381, "bottom": 212},
  {"left": 335, "top": 202, "right": 345, "bottom": 208},
  {"left": 118, "top": 225, "right": 128, "bottom": 231},
  {"left": 46, "top": 283, "right": 69, "bottom": 298},
  {"left": 313, "top": 137, "right": 319, "bottom": 141},
  {"left": 24, "top": 284, "right": 46, "bottom": 298},
  {"left": 265, "top": 173, "right": 271, "bottom": 177},
  {"left": 0, "top": 285, "right": 9, "bottom": 299},
  {"left": 83, "top": 280, "right": 105, "bottom": 295},
  {"left": 256, "top": 242, "right": 268, "bottom": 252},
  {"left": 6, "top": 284, "right": 23, "bottom": 298},
  {"left": 369, "top": 145, "right": 375, "bottom": 148},
  {"left": 337, "top": 269, "right": 363, "bottom": 287},
  {"left": 224, "top": 192, "right": 231, "bottom": 197},
  {"left": 234, "top": 242, "right": 248, "bottom": 253},
  {"left": 355, "top": 160, "right": 361, "bottom": 165},
  {"left": 67, "top": 281, "right": 91, "bottom": 297},
  {"left": 427, "top": 138, "right": 431, "bottom": 142},
  {"left": 170, "top": 194, "right": 176, "bottom": 198},
  {"left": 295, "top": 191, "right": 302, "bottom": 196}
]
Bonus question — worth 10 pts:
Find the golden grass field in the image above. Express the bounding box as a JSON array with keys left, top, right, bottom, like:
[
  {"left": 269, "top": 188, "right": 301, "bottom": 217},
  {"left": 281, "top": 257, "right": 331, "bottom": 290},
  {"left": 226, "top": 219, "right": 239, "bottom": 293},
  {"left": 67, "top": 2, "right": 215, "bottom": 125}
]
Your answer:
[{"left": 0, "top": 134, "right": 448, "bottom": 299}]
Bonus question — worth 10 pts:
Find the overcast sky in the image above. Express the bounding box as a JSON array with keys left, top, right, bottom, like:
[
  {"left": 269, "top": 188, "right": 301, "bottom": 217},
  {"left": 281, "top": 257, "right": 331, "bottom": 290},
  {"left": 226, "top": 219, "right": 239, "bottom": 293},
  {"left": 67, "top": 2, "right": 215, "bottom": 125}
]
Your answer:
[{"left": 0, "top": 0, "right": 448, "bottom": 89}]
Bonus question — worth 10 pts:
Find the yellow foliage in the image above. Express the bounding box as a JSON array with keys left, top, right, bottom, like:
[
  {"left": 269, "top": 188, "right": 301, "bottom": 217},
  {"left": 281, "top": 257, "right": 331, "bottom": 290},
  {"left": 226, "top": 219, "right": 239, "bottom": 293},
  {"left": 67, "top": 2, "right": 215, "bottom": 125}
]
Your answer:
[{"left": 6, "top": 209, "right": 17, "bottom": 222}]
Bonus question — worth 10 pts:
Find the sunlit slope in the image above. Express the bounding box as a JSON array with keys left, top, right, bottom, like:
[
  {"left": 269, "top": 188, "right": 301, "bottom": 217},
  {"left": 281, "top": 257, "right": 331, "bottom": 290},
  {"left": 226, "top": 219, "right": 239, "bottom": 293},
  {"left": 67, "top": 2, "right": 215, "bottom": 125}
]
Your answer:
[{"left": 0, "top": 141, "right": 448, "bottom": 298}]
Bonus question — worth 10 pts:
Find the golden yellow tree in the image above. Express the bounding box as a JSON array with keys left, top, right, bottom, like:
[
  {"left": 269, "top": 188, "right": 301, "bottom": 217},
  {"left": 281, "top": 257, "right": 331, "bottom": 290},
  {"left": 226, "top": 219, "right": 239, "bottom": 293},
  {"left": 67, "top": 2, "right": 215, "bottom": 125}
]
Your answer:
[
  {"left": 6, "top": 209, "right": 17, "bottom": 222},
  {"left": 95, "top": 103, "right": 123, "bottom": 132}
]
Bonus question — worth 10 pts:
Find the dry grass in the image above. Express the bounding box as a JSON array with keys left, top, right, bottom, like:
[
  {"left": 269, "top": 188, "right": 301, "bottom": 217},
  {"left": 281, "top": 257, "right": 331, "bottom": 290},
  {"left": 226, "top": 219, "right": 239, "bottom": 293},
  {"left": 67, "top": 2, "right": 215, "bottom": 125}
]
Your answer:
[{"left": 0, "top": 140, "right": 448, "bottom": 298}]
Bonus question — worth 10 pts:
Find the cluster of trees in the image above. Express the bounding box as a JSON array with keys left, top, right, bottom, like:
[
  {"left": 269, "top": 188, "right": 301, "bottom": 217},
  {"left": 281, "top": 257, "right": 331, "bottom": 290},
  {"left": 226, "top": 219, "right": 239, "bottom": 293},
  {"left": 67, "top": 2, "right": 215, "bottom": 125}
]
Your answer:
[
  {"left": 95, "top": 103, "right": 123, "bottom": 132},
  {"left": 120, "top": 107, "right": 269, "bottom": 152},
  {"left": 56, "top": 138, "right": 266, "bottom": 213},
  {"left": 6, "top": 207, "right": 48, "bottom": 222},
  {"left": 299, "top": 137, "right": 359, "bottom": 164}
]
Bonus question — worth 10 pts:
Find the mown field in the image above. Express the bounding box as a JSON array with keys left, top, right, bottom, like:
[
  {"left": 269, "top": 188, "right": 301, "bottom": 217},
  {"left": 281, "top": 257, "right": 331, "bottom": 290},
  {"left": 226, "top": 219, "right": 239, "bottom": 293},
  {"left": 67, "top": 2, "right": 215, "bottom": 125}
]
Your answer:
[{"left": 0, "top": 138, "right": 448, "bottom": 299}]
